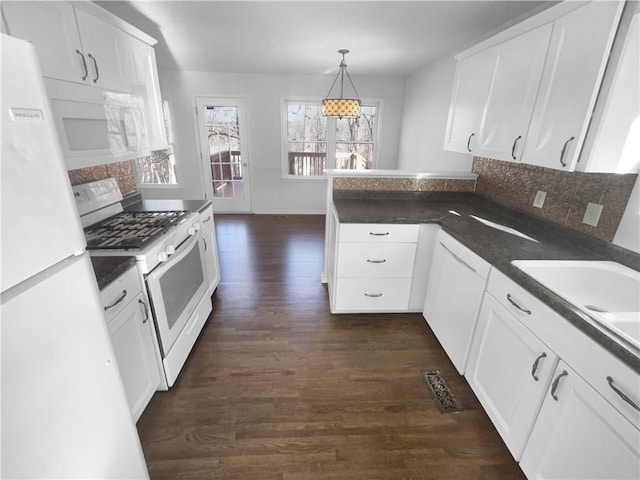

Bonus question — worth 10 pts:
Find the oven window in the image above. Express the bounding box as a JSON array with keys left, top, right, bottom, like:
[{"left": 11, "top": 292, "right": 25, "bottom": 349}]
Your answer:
[{"left": 159, "top": 245, "right": 204, "bottom": 329}]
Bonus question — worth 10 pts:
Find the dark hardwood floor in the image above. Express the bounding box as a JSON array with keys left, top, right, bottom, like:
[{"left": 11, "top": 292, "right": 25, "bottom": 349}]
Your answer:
[{"left": 137, "top": 214, "right": 525, "bottom": 479}]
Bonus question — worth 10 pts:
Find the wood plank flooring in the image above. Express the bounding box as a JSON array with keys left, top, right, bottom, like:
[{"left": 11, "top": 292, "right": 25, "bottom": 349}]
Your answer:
[{"left": 136, "top": 214, "right": 526, "bottom": 479}]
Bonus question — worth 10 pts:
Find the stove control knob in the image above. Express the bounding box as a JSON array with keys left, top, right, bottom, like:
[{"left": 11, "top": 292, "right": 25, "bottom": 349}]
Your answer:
[
  {"left": 193, "top": 222, "right": 201, "bottom": 231},
  {"left": 165, "top": 245, "right": 176, "bottom": 255},
  {"left": 157, "top": 252, "right": 169, "bottom": 262}
]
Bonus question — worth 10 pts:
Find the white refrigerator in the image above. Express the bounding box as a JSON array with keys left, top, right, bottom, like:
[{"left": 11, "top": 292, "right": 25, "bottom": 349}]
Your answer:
[{"left": 1, "top": 34, "right": 149, "bottom": 478}]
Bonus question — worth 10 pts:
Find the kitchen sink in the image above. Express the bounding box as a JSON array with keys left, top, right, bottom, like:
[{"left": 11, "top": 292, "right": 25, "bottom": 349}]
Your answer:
[
  {"left": 511, "top": 260, "right": 640, "bottom": 350},
  {"left": 470, "top": 215, "right": 539, "bottom": 242}
]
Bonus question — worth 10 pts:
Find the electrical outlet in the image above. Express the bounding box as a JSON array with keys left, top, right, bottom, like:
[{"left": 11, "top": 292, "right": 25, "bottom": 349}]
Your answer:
[
  {"left": 583, "top": 202, "right": 603, "bottom": 226},
  {"left": 533, "top": 191, "right": 546, "bottom": 209}
]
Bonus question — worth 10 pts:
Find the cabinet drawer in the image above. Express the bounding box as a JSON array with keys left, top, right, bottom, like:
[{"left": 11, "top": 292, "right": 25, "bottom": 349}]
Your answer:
[
  {"left": 487, "top": 268, "right": 554, "bottom": 340},
  {"left": 339, "top": 223, "right": 419, "bottom": 243},
  {"left": 337, "top": 242, "right": 417, "bottom": 278},
  {"left": 334, "top": 278, "right": 412, "bottom": 312},
  {"left": 100, "top": 266, "right": 141, "bottom": 324}
]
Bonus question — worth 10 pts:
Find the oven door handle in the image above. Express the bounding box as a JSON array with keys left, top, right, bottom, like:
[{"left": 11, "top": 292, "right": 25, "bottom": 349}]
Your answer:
[{"left": 149, "top": 232, "right": 201, "bottom": 280}]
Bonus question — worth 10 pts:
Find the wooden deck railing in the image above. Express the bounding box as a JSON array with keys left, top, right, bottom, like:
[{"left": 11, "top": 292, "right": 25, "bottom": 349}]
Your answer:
[
  {"left": 210, "top": 150, "right": 242, "bottom": 190},
  {"left": 288, "top": 152, "right": 326, "bottom": 176}
]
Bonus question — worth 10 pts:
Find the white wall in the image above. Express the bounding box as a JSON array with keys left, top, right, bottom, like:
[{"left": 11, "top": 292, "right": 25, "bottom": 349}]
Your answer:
[
  {"left": 613, "top": 175, "right": 640, "bottom": 253},
  {"left": 397, "top": 54, "right": 473, "bottom": 172},
  {"left": 140, "top": 70, "right": 405, "bottom": 214}
]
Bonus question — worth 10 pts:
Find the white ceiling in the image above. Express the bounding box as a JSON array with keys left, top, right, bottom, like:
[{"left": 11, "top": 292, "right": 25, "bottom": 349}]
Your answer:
[{"left": 97, "top": 0, "right": 554, "bottom": 76}]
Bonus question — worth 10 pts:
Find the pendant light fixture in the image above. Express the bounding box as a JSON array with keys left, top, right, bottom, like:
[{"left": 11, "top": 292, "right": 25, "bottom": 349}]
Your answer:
[{"left": 323, "top": 49, "right": 361, "bottom": 118}]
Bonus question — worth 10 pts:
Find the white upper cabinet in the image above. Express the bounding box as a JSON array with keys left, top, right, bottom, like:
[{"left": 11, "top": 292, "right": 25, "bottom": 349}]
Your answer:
[
  {"left": 74, "top": 8, "right": 131, "bottom": 92},
  {"left": 2, "top": 1, "right": 131, "bottom": 92},
  {"left": 126, "top": 35, "right": 168, "bottom": 151},
  {"left": 443, "top": 1, "right": 624, "bottom": 171},
  {"left": 443, "top": 48, "right": 495, "bottom": 154},
  {"left": 521, "top": 1, "right": 624, "bottom": 171},
  {"left": 475, "top": 24, "right": 552, "bottom": 162},
  {"left": 1, "top": 2, "right": 85, "bottom": 84}
]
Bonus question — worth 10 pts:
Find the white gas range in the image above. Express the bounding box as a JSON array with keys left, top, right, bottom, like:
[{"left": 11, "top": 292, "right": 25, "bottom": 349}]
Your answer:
[{"left": 74, "top": 178, "right": 220, "bottom": 389}]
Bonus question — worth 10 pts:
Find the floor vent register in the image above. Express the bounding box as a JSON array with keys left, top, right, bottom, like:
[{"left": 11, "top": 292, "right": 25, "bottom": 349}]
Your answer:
[{"left": 421, "top": 370, "right": 463, "bottom": 414}]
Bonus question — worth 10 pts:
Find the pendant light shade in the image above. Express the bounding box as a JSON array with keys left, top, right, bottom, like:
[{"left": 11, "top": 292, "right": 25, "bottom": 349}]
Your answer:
[{"left": 323, "top": 49, "right": 361, "bottom": 118}]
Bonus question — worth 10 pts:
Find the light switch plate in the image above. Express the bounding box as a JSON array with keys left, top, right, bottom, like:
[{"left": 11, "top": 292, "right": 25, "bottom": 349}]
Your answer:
[
  {"left": 533, "top": 191, "right": 546, "bottom": 209},
  {"left": 583, "top": 202, "right": 603, "bottom": 226}
]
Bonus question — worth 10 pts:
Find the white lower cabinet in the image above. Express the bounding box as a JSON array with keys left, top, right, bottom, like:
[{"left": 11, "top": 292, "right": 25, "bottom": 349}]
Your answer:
[
  {"left": 520, "top": 361, "right": 640, "bottom": 480},
  {"left": 467, "top": 268, "right": 640, "bottom": 478},
  {"left": 466, "top": 293, "right": 559, "bottom": 460},
  {"left": 329, "top": 223, "right": 421, "bottom": 313},
  {"left": 101, "top": 267, "right": 161, "bottom": 422}
]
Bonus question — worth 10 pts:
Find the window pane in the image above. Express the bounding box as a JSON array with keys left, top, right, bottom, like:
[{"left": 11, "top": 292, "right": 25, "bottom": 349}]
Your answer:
[
  {"left": 287, "top": 104, "right": 326, "bottom": 142},
  {"left": 287, "top": 103, "right": 327, "bottom": 176},
  {"left": 336, "top": 142, "right": 373, "bottom": 170},
  {"left": 336, "top": 105, "right": 377, "bottom": 142}
]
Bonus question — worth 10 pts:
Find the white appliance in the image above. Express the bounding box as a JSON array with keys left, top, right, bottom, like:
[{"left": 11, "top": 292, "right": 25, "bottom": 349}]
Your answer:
[
  {"left": 0, "top": 35, "right": 149, "bottom": 478},
  {"left": 74, "top": 179, "right": 213, "bottom": 389},
  {"left": 423, "top": 229, "right": 492, "bottom": 374},
  {"left": 45, "top": 77, "right": 149, "bottom": 170}
]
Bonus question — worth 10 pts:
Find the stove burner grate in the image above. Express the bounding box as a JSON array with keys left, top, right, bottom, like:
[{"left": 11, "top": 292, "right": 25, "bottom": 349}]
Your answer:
[{"left": 85, "top": 210, "right": 188, "bottom": 250}]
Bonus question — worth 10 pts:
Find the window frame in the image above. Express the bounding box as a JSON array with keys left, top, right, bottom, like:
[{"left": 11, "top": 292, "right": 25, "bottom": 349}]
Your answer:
[{"left": 281, "top": 96, "right": 381, "bottom": 180}]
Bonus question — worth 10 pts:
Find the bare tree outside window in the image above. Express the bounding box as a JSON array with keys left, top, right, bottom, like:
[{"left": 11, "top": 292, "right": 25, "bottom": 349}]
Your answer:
[{"left": 135, "top": 100, "right": 178, "bottom": 184}]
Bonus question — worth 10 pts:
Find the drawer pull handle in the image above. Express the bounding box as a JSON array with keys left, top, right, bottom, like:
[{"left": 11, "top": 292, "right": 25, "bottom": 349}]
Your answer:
[
  {"left": 364, "top": 293, "right": 383, "bottom": 298},
  {"left": 138, "top": 299, "right": 149, "bottom": 324},
  {"left": 531, "top": 352, "right": 547, "bottom": 381},
  {"left": 76, "top": 50, "right": 88, "bottom": 80},
  {"left": 467, "top": 133, "right": 475, "bottom": 152},
  {"left": 104, "top": 289, "right": 127, "bottom": 311},
  {"left": 559, "top": 136, "right": 575, "bottom": 167},
  {"left": 507, "top": 294, "right": 531, "bottom": 315},
  {"left": 366, "top": 259, "right": 386, "bottom": 264},
  {"left": 551, "top": 370, "right": 568, "bottom": 401},
  {"left": 87, "top": 53, "right": 99, "bottom": 83},
  {"left": 369, "top": 232, "right": 389, "bottom": 236},
  {"left": 607, "top": 376, "right": 640, "bottom": 411},
  {"left": 511, "top": 135, "right": 522, "bottom": 160}
]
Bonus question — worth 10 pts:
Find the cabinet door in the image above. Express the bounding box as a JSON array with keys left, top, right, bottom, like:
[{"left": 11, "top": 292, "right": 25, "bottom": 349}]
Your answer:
[
  {"left": 201, "top": 225, "right": 221, "bottom": 295},
  {"left": 521, "top": 1, "right": 624, "bottom": 171},
  {"left": 127, "top": 35, "right": 168, "bottom": 151},
  {"left": 1, "top": 1, "right": 85, "bottom": 83},
  {"left": 520, "top": 361, "right": 640, "bottom": 479},
  {"left": 443, "top": 48, "right": 496, "bottom": 154},
  {"left": 75, "top": 7, "right": 131, "bottom": 92},
  {"left": 466, "top": 293, "right": 559, "bottom": 460},
  {"left": 475, "top": 23, "right": 552, "bottom": 162},
  {"left": 108, "top": 293, "right": 161, "bottom": 422}
]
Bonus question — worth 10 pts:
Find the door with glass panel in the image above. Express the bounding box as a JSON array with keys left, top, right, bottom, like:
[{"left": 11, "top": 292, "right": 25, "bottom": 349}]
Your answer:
[{"left": 196, "top": 97, "right": 251, "bottom": 213}]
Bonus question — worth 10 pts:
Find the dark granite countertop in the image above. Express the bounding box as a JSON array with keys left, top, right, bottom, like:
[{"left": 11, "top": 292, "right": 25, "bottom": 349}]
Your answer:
[
  {"left": 333, "top": 191, "right": 640, "bottom": 371},
  {"left": 90, "top": 256, "right": 136, "bottom": 291},
  {"left": 123, "top": 198, "right": 211, "bottom": 214}
]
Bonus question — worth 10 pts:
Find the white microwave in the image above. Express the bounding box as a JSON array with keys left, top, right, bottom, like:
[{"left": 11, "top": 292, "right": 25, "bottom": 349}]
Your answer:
[{"left": 45, "top": 78, "right": 150, "bottom": 170}]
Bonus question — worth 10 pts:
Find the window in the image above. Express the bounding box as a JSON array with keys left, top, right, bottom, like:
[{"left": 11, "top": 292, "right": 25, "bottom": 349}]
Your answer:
[
  {"left": 283, "top": 99, "right": 379, "bottom": 177},
  {"left": 135, "top": 100, "right": 178, "bottom": 185}
]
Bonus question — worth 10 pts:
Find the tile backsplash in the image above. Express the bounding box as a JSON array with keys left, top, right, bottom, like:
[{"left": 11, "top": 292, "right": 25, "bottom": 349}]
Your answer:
[
  {"left": 68, "top": 160, "right": 137, "bottom": 196},
  {"left": 333, "top": 176, "right": 476, "bottom": 192},
  {"left": 473, "top": 157, "right": 637, "bottom": 242}
]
